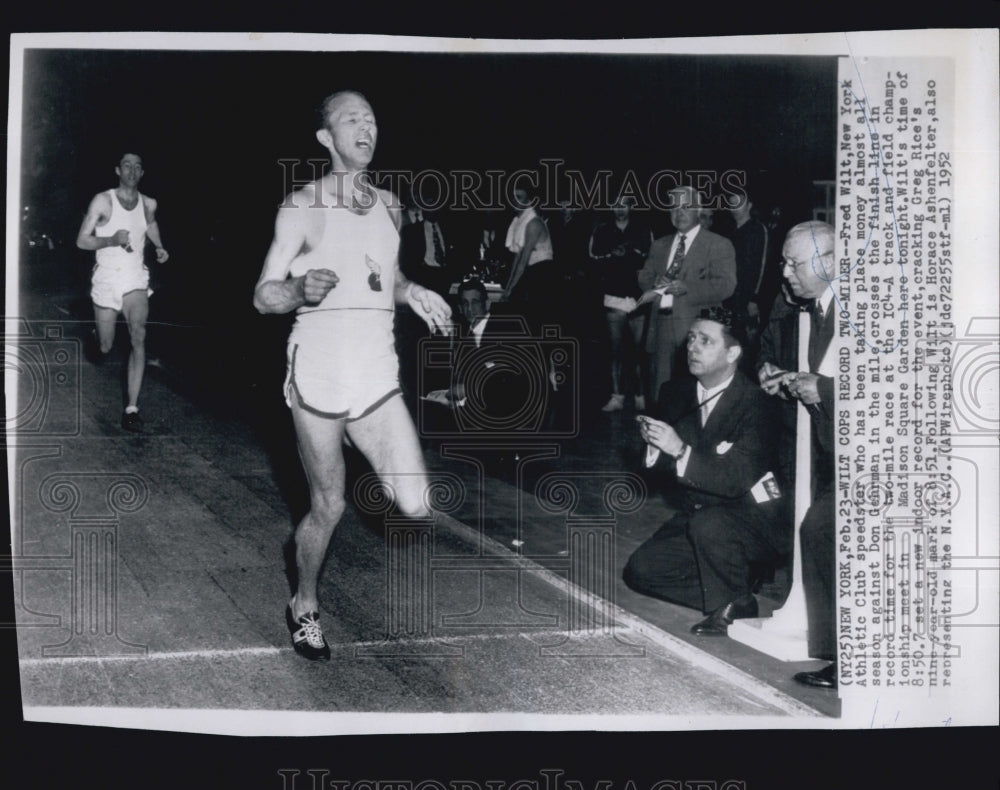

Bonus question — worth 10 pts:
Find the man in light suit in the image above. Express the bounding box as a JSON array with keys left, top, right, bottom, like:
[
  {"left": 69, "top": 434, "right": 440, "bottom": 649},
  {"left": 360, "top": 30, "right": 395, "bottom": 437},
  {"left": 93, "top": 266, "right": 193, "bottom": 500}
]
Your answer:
[
  {"left": 638, "top": 186, "right": 736, "bottom": 399},
  {"left": 623, "top": 306, "right": 789, "bottom": 636},
  {"left": 758, "top": 220, "right": 838, "bottom": 689}
]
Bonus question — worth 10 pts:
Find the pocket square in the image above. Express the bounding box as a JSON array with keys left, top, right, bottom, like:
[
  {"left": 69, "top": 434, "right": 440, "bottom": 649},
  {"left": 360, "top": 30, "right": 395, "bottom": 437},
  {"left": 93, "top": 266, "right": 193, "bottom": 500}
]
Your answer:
[{"left": 715, "top": 441, "right": 733, "bottom": 455}]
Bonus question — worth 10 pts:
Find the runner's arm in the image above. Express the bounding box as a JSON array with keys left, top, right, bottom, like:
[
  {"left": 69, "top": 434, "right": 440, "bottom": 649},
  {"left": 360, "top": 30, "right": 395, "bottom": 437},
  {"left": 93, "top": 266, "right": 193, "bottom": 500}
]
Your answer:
[
  {"left": 75, "top": 193, "right": 121, "bottom": 251},
  {"left": 393, "top": 258, "right": 452, "bottom": 335},
  {"left": 143, "top": 197, "right": 169, "bottom": 262},
  {"left": 254, "top": 203, "right": 338, "bottom": 314}
]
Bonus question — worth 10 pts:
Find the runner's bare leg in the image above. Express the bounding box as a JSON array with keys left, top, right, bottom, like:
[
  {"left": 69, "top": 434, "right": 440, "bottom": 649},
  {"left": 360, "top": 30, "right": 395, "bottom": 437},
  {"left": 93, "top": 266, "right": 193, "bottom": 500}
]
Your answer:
[
  {"left": 289, "top": 399, "right": 348, "bottom": 617},
  {"left": 94, "top": 305, "right": 118, "bottom": 354},
  {"left": 347, "top": 393, "right": 431, "bottom": 519},
  {"left": 121, "top": 289, "right": 149, "bottom": 410}
]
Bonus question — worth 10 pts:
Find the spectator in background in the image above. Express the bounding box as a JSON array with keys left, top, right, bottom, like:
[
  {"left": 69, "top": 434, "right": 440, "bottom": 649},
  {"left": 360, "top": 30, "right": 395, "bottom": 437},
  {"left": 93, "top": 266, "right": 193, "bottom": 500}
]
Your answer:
[
  {"left": 757, "top": 221, "right": 838, "bottom": 689},
  {"left": 430, "top": 278, "right": 532, "bottom": 419},
  {"left": 549, "top": 198, "right": 602, "bottom": 392},
  {"left": 590, "top": 196, "right": 653, "bottom": 412},
  {"left": 398, "top": 193, "right": 424, "bottom": 282},
  {"left": 548, "top": 198, "right": 592, "bottom": 281},
  {"left": 698, "top": 208, "right": 714, "bottom": 232},
  {"left": 503, "top": 183, "right": 554, "bottom": 333},
  {"left": 480, "top": 212, "right": 508, "bottom": 266},
  {"left": 638, "top": 186, "right": 736, "bottom": 397},
  {"left": 724, "top": 193, "right": 773, "bottom": 331},
  {"left": 400, "top": 200, "right": 452, "bottom": 295},
  {"left": 422, "top": 278, "right": 560, "bottom": 473}
]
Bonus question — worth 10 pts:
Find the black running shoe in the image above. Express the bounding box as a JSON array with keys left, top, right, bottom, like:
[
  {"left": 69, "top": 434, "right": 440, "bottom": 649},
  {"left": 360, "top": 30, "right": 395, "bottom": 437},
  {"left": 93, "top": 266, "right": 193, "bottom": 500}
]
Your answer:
[
  {"left": 285, "top": 605, "right": 331, "bottom": 661},
  {"left": 121, "top": 411, "right": 144, "bottom": 433}
]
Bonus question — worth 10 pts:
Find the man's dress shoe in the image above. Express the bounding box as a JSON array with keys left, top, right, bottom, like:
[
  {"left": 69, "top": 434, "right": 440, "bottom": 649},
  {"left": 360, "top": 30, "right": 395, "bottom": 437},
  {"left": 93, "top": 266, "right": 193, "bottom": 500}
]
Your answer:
[
  {"left": 690, "top": 597, "right": 759, "bottom": 636},
  {"left": 793, "top": 662, "right": 837, "bottom": 689}
]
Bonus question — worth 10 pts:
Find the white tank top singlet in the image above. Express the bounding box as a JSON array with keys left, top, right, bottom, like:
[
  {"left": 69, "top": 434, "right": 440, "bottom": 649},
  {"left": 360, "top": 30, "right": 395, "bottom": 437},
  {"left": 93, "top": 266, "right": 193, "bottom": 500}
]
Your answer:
[
  {"left": 289, "top": 189, "right": 400, "bottom": 318},
  {"left": 95, "top": 189, "right": 148, "bottom": 270}
]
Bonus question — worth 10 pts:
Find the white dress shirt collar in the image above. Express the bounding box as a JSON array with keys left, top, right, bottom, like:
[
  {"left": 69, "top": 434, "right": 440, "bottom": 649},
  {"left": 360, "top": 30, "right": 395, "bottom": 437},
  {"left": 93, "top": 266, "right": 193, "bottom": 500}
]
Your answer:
[
  {"left": 696, "top": 371, "right": 735, "bottom": 422},
  {"left": 817, "top": 288, "right": 834, "bottom": 315},
  {"left": 672, "top": 222, "right": 701, "bottom": 252},
  {"left": 470, "top": 313, "right": 490, "bottom": 347}
]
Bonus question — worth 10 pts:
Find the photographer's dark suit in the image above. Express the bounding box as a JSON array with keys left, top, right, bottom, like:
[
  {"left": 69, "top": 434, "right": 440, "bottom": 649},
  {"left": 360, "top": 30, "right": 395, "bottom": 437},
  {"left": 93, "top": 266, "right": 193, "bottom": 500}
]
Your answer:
[{"left": 623, "top": 373, "right": 790, "bottom": 613}]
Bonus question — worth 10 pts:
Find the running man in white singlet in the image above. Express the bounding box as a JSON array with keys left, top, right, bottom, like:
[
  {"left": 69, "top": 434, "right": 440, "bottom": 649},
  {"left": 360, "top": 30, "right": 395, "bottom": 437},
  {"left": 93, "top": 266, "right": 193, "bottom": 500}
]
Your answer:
[
  {"left": 76, "top": 152, "right": 170, "bottom": 432},
  {"left": 254, "top": 91, "right": 452, "bottom": 660}
]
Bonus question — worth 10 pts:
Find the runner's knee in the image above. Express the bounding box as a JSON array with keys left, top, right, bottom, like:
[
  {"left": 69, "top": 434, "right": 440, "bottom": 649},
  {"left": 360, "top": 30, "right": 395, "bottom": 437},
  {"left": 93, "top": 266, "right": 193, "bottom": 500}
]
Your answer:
[
  {"left": 396, "top": 497, "right": 430, "bottom": 520},
  {"left": 310, "top": 488, "right": 347, "bottom": 525},
  {"left": 127, "top": 320, "right": 146, "bottom": 348},
  {"left": 395, "top": 482, "right": 431, "bottom": 520}
]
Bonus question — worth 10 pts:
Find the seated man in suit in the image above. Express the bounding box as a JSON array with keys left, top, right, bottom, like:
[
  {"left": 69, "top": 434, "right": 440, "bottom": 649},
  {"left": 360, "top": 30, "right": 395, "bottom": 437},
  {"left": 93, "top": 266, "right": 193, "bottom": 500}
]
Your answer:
[
  {"left": 423, "top": 278, "right": 534, "bottom": 425},
  {"left": 623, "top": 306, "right": 790, "bottom": 636}
]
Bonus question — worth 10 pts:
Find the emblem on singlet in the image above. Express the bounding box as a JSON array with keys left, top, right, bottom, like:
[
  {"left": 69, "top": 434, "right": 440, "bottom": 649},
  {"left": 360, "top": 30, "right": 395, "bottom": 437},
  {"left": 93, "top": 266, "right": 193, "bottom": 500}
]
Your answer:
[{"left": 365, "top": 254, "right": 382, "bottom": 292}]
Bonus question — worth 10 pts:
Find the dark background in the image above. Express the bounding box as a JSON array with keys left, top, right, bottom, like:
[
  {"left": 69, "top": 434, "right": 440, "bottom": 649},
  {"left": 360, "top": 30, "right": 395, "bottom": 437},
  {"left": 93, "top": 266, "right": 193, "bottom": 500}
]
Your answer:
[
  {"left": 21, "top": 49, "right": 837, "bottom": 210},
  {"left": 21, "top": 49, "right": 836, "bottom": 235},
  {"left": 18, "top": 48, "right": 837, "bottom": 398},
  {"left": 7, "top": 15, "right": 997, "bottom": 790}
]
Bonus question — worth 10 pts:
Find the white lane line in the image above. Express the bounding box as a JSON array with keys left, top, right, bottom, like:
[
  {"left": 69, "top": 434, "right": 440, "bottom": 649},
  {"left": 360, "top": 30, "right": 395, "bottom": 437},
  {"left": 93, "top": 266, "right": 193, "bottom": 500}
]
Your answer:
[
  {"left": 18, "top": 630, "right": 808, "bottom": 716},
  {"left": 434, "top": 512, "right": 823, "bottom": 718},
  {"left": 18, "top": 517, "right": 820, "bottom": 717},
  {"left": 15, "top": 629, "right": 581, "bottom": 668},
  {"left": 19, "top": 645, "right": 287, "bottom": 666}
]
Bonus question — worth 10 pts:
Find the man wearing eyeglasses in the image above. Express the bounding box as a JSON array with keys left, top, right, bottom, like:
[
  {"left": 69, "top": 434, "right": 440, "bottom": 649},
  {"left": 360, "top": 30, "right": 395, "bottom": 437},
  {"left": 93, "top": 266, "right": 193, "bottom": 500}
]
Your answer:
[{"left": 758, "top": 220, "right": 838, "bottom": 689}]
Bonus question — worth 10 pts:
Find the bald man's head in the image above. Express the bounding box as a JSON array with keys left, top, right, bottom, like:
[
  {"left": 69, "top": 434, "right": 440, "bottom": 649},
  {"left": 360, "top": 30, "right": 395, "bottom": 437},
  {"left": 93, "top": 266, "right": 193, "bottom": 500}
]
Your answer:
[
  {"left": 314, "top": 91, "right": 377, "bottom": 171},
  {"left": 781, "top": 221, "right": 835, "bottom": 300},
  {"left": 316, "top": 90, "right": 371, "bottom": 132}
]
